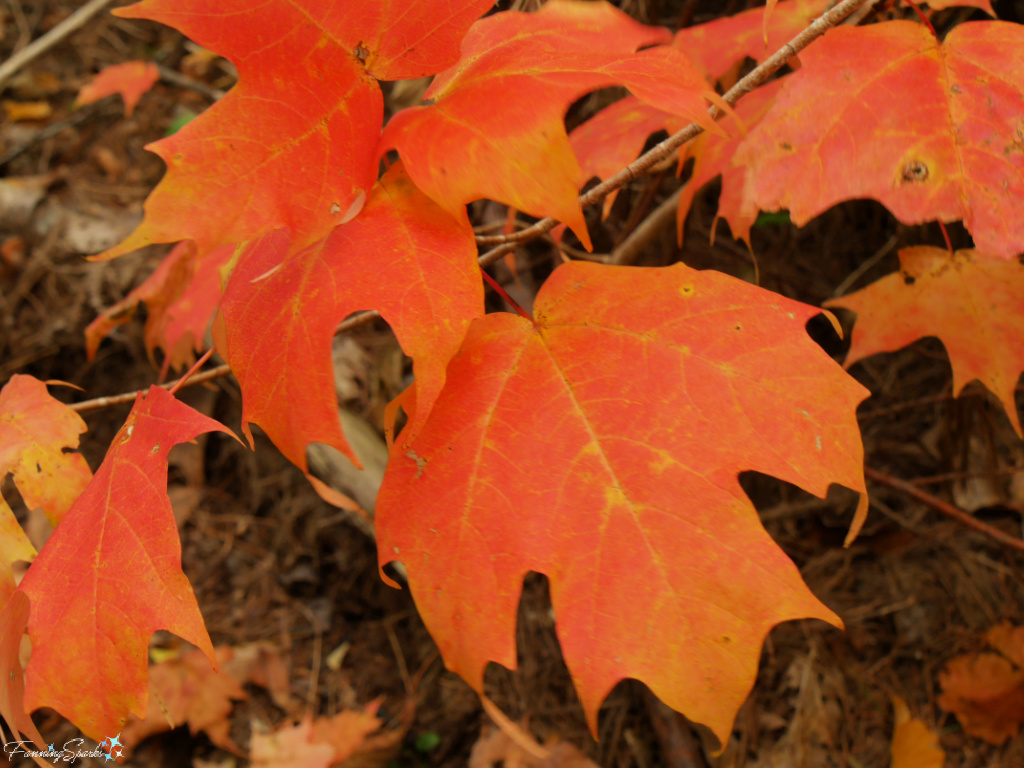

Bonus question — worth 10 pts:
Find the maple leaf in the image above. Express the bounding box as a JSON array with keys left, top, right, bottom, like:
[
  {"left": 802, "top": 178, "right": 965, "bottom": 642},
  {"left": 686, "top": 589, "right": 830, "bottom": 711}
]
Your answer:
[
  {"left": 379, "top": 0, "right": 729, "bottom": 250},
  {"left": 824, "top": 247, "right": 1024, "bottom": 436},
  {"left": 17, "top": 386, "right": 233, "bottom": 740},
  {"left": 86, "top": 241, "right": 233, "bottom": 376},
  {"left": 99, "top": 0, "right": 493, "bottom": 260},
  {"left": 939, "top": 622, "right": 1024, "bottom": 744},
  {"left": 890, "top": 695, "right": 945, "bottom": 768},
  {"left": 734, "top": 20, "right": 1024, "bottom": 260},
  {"left": 0, "top": 498, "right": 35, "bottom": 602},
  {"left": 676, "top": 0, "right": 830, "bottom": 82},
  {"left": 76, "top": 61, "right": 159, "bottom": 117},
  {"left": 0, "top": 592, "right": 46, "bottom": 756},
  {"left": 251, "top": 712, "right": 383, "bottom": 768},
  {"left": 377, "top": 260, "right": 869, "bottom": 744},
  {"left": 215, "top": 162, "right": 483, "bottom": 506},
  {"left": 121, "top": 645, "right": 247, "bottom": 754},
  {"left": 0, "top": 374, "right": 91, "bottom": 526}
]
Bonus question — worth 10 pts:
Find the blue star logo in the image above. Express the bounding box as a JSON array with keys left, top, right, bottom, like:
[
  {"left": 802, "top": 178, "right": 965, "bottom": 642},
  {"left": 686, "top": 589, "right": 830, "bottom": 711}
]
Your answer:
[
  {"left": 107, "top": 733, "right": 122, "bottom": 749},
  {"left": 103, "top": 751, "right": 115, "bottom": 763},
  {"left": 47, "top": 744, "right": 55, "bottom": 753}
]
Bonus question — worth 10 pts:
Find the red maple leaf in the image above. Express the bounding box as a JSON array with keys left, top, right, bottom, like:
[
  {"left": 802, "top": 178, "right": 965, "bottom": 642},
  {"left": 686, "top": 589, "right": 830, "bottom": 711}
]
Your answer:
[
  {"left": 18, "top": 386, "right": 233, "bottom": 739},
  {"left": 215, "top": 163, "right": 483, "bottom": 506},
  {"left": 734, "top": 20, "right": 1024, "bottom": 259},
  {"left": 99, "top": 0, "right": 493, "bottom": 259},
  {"left": 86, "top": 241, "right": 233, "bottom": 376},
  {"left": 377, "top": 260, "right": 868, "bottom": 744}
]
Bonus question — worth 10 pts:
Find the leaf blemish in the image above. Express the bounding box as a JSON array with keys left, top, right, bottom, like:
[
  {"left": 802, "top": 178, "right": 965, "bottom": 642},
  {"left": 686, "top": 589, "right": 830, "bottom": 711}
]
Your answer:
[
  {"left": 900, "top": 160, "right": 929, "bottom": 183},
  {"left": 406, "top": 449, "right": 428, "bottom": 478}
]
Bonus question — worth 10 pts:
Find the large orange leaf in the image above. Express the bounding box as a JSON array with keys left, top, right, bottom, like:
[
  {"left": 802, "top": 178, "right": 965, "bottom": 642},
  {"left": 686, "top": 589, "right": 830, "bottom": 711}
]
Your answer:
[
  {"left": 86, "top": 241, "right": 233, "bottom": 375},
  {"left": 379, "top": 0, "right": 727, "bottom": 250},
  {"left": 0, "top": 374, "right": 91, "bottom": 526},
  {"left": 99, "top": 0, "right": 492, "bottom": 260},
  {"left": 825, "top": 247, "right": 1024, "bottom": 436},
  {"left": 376, "top": 260, "right": 869, "bottom": 744},
  {"left": 734, "top": 20, "right": 1024, "bottom": 260},
  {"left": 215, "top": 163, "right": 483, "bottom": 506},
  {"left": 17, "top": 386, "right": 232, "bottom": 739}
]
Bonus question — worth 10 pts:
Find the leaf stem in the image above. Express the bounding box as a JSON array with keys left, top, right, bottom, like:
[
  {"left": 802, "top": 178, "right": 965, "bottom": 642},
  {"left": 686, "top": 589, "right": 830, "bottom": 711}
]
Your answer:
[
  {"left": 902, "top": 0, "right": 938, "bottom": 40},
  {"left": 938, "top": 221, "right": 953, "bottom": 254},
  {"left": 168, "top": 347, "right": 215, "bottom": 396},
  {"left": 475, "top": 0, "right": 875, "bottom": 266},
  {"left": 481, "top": 268, "right": 533, "bottom": 321}
]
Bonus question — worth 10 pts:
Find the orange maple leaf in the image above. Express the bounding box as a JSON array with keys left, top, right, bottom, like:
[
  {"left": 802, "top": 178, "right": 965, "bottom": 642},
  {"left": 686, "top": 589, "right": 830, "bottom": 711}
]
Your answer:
[
  {"left": 890, "top": 695, "right": 945, "bottom": 768},
  {"left": 377, "top": 260, "right": 869, "bottom": 744},
  {"left": 18, "top": 387, "right": 233, "bottom": 739},
  {"left": 380, "top": 0, "right": 728, "bottom": 250},
  {"left": 86, "top": 241, "right": 233, "bottom": 376},
  {"left": 734, "top": 20, "right": 1024, "bottom": 259},
  {"left": 0, "top": 375, "right": 91, "bottom": 526},
  {"left": 76, "top": 61, "right": 159, "bottom": 117},
  {"left": 939, "top": 623, "right": 1024, "bottom": 744},
  {"left": 99, "top": 0, "right": 493, "bottom": 260},
  {"left": 825, "top": 247, "right": 1024, "bottom": 436},
  {"left": 121, "top": 646, "right": 248, "bottom": 754},
  {"left": 214, "top": 162, "right": 483, "bottom": 507},
  {"left": 0, "top": 593, "right": 46, "bottom": 757},
  {"left": 0, "top": 498, "right": 35, "bottom": 602}
]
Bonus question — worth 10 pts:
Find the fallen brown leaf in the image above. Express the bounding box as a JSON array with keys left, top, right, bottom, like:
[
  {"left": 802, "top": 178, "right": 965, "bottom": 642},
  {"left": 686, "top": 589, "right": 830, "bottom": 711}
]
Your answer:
[{"left": 939, "top": 622, "right": 1024, "bottom": 745}]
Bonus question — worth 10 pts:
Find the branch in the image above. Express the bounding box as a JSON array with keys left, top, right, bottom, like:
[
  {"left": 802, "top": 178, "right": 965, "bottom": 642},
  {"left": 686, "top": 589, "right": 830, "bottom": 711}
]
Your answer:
[
  {"left": 864, "top": 466, "right": 1024, "bottom": 554},
  {"left": 476, "top": 0, "right": 873, "bottom": 267},
  {"left": 0, "top": 0, "right": 117, "bottom": 90},
  {"left": 72, "top": 310, "right": 381, "bottom": 413}
]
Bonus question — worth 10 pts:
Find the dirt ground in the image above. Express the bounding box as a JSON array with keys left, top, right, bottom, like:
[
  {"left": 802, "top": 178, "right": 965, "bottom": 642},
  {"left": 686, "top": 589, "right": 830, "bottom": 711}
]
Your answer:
[{"left": 2, "top": 1, "right": 1024, "bottom": 767}]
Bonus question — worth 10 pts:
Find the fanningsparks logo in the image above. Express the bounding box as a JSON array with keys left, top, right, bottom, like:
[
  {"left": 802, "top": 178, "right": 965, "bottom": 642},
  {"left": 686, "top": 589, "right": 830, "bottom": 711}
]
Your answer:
[{"left": 4, "top": 732, "right": 124, "bottom": 763}]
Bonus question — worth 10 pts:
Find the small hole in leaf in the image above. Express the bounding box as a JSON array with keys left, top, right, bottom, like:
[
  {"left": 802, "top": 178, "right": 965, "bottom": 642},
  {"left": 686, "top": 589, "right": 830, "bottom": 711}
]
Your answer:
[
  {"left": 901, "top": 161, "right": 929, "bottom": 182},
  {"left": 904, "top": 275, "right": 916, "bottom": 285}
]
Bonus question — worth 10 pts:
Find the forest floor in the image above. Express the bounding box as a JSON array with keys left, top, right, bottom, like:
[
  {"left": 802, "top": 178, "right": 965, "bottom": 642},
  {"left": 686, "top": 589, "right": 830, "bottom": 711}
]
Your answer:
[{"left": 2, "top": 1, "right": 1024, "bottom": 767}]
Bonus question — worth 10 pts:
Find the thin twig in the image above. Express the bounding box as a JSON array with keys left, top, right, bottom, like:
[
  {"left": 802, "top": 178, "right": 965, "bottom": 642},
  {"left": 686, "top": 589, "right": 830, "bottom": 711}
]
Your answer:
[
  {"left": 0, "top": 103, "right": 107, "bottom": 168},
  {"left": 71, "top": 310, "right": 382, "bottom": 413},
  {"left": 0, "top": 0, "right": 117, "bottom": 90},
  {"left": 155, "top": 63, "right": 226, "bottom": 101},
  {"left": 611, "top": 187, "right": 682, "bottom": 265},
  {"left": 475, "top": 0, "right": 873, "bottom": 267},
  {"left": 832, "top": 234, "right": 898, "bottom": 296},
  {"left": 70, "top": 363, "right": 232, "bottom": 412},
  {"left": 865, "top": 466, "right": 1024, "bottom": 554}
]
